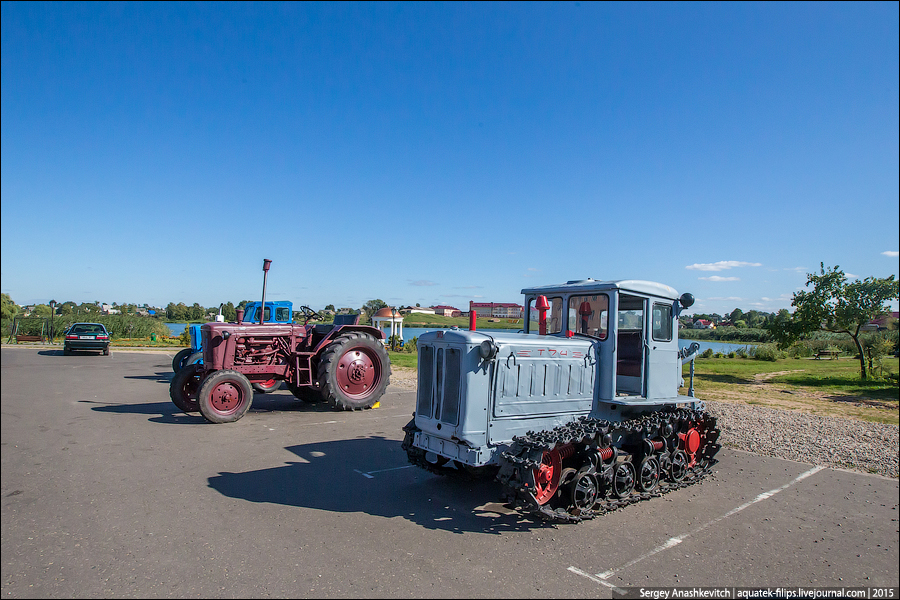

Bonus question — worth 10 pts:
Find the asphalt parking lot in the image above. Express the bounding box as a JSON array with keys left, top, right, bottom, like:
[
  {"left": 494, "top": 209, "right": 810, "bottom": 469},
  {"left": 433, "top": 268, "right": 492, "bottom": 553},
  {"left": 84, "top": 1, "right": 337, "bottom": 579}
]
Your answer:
[{"left": 2, "top": 347, "right": 898, "bottom": 598}]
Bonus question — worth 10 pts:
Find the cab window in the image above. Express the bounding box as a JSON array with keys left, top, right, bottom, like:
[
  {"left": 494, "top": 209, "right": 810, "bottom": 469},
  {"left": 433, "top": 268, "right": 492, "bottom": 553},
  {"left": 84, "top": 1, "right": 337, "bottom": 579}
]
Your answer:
[
  {"left": 527, "top": 296, "right": 564, "bottom": 334},
  {"left": 652, "top": 303, "right": 673, "bottom": 341},
  {"left": 567, "top": 294, "right": 608, "bottom": 339},
  {"left": 275, "top": 307, "right": 290, "bottom": 322},
  {"left": 249, "top": 307, "right": 271, "bottom": 322}
]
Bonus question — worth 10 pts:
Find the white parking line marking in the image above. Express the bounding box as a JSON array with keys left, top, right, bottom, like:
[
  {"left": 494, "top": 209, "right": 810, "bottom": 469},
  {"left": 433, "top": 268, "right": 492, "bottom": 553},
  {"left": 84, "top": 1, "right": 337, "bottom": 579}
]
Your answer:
[
  {"left": 355, "top": 465, "right": 415, "bottom": 479},
  {"left": 567, "top": 566, "right": 626, "bottom": 595},
  {"left": 570, "top": 465, "right": 825, "bottom": 586}
]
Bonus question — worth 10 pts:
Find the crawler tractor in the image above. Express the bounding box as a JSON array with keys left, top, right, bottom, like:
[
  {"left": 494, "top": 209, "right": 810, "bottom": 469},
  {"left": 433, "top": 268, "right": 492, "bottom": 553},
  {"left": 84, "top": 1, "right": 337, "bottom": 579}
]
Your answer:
[
  {"left": 169, "top": 260, "right": 391, "bottom": 423},
  {"left": 402, "top": 278, "right": 720, "bottom": 522}
]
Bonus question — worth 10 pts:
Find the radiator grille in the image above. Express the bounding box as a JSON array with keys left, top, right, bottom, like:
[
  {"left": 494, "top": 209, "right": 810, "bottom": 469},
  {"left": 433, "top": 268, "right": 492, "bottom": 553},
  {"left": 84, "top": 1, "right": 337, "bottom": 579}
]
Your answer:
[{"left": 416, "top": 344, "right": 462, "bottom": 426}]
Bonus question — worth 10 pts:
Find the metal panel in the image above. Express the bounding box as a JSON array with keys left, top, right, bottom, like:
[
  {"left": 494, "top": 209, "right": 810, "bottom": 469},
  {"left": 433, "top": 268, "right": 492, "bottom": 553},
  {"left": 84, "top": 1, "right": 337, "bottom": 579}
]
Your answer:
[
  {"left": 440, "top": 348, "right": 462, "bottom": 425},
  {"left": 417, "top": 345, "right": 434, "bottom": 418}
]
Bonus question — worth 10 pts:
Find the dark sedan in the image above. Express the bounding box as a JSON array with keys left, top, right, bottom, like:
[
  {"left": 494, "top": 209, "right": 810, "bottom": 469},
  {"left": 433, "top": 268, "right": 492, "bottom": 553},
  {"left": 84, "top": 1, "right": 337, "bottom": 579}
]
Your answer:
[{"left": 64, "top": 323, "right": 111, "bottom": 356}]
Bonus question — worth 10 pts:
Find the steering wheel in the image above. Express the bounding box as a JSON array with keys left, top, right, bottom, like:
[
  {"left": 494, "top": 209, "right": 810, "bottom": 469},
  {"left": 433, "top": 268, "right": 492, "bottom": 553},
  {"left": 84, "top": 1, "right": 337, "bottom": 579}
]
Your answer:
[{"left": 298, "top": 306, "right": 322, "bottom": 323}]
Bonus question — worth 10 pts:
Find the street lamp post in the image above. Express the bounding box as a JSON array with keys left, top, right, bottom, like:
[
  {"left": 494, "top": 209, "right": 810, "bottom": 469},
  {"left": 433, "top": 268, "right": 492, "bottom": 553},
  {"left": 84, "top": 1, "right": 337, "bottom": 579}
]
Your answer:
[{"left": 49, "top": 301, "right": 56, "bottom": 343}]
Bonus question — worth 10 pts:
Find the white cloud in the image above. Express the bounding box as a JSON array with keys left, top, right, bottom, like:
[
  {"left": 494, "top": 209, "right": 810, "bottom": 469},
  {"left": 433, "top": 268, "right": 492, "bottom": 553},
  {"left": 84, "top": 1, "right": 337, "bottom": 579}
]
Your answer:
[
  {"left": 699, "top": 276, "right": 739, "bottom": 282},
  {"left": 784, "top": 266, "right": 807, "bottom": 273},
  {"left": 686, "top": 261, "right": 762, "bottom": 271},
  {"left": 882, "top": 251, "right": 899, "bottom": 257},
  {"left": 846, "top": 273, "right": 858, "bottom": 279},
  {"left": 409, "top": 280, "right": 438, "bottom": 287}
]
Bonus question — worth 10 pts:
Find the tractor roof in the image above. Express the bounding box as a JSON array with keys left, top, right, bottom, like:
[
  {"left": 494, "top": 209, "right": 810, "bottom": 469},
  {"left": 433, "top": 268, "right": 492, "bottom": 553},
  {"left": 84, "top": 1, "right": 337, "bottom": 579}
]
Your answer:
[{"left": 521, "top": 279, "right": 680, "bottom": 300}]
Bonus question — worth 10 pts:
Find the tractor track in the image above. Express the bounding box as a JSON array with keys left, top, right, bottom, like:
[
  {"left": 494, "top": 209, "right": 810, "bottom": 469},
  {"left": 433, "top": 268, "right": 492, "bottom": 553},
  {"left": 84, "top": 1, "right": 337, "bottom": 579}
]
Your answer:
[{"left": 403, "top": 408, "right": 721, "bottom": 523}]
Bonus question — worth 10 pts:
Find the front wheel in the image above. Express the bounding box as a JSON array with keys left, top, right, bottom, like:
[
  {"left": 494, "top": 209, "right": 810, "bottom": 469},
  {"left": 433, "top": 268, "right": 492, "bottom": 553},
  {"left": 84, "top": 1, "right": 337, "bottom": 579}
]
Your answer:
[
  {"left": 317, "top": 333, "right": 390, "bottom": 411},
  {"left": 198, "top": 370, "right": 254, "bottom": 423},
  {"left": 170, "top": 363, "right": 202, "bottom": 413},
  {"left": 172, "top": 348, "right": 193, "bottom": 372}
]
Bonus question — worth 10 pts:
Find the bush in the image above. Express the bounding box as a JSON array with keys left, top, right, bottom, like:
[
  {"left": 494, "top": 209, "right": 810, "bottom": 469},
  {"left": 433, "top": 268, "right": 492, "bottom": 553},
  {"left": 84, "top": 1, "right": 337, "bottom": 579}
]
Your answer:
[
  {"left": 699, "top": 348, "right": 714, "bottom": 359},
  {"left": 752, "top": 343, "right": 782, "bottom": 361},
  {"left": 404, "top": 336, "right": 417, "bottom": 353}
]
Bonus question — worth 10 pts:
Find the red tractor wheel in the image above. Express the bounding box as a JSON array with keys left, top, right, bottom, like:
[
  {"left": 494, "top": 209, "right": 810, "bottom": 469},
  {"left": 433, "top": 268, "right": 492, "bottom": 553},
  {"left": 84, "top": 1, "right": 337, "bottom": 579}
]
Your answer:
[
  {"left": 169, "top": 363, "right": 202, "bottom": 413},
  {"left": 317, "top": 333, "right": 391, "bottom": 411},
  {"left": 252, "top": 379, "right": 282, "bottom": 394},
  {"left": 529, "top": 448, "right": 563, "bottom": 505},
  {"left": 198, "top": 370, "right": 253, "bottom": 424}
]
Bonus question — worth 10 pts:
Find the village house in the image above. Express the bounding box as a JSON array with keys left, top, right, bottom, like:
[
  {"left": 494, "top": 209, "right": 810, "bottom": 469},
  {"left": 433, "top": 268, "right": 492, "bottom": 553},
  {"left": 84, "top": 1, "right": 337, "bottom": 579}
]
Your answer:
[
  {"left": 432, "top": 305, "right": 462, "bottom": 317},
  {"left": 469, "top": 301, "right": 524, "bottom": 319}
]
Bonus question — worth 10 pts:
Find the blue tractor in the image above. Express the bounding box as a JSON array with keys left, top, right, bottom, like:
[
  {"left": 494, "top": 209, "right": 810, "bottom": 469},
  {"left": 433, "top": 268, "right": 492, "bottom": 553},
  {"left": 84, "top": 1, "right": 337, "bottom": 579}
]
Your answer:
[
  {"left": 402, "top": 278, "right": 719, "bottom": 522},
  {"left": 171, "top": 300, "right": 294, "bottom": 393}
]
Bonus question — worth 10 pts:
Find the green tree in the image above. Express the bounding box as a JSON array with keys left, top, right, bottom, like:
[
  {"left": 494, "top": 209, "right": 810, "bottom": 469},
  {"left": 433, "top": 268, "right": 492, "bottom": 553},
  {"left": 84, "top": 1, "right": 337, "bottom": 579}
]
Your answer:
[
  {"left": 1, "top": 293, "right": 18, "bottom": 320},
  {"left": 189, "top": 303, "right": 203, "bottom": 320},
  {"left": 32, "top": 304, "right": 52, "bottom": 318},
  {"left": 768, "top": 264, "right": 899, "bottom": 380},
  {"left": 729, "top": 308, "right": 744, "bottom": 325},
  {"left": 363, "top": 299, "right": 387, "bottom": 316},
  {"left": 324, "top": 304, "right": 335, "bottom": 312},
  {"left": 222, "top": 302, "right": 236, "bottom": 322}
]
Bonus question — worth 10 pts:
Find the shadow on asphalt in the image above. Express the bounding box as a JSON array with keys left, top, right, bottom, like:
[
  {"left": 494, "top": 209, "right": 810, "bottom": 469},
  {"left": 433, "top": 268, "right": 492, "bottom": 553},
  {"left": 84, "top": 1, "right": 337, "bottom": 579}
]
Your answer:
[
  {"left": 88, "top": 391, "right": 359, "bottom": 423},
  {"left": 207, "top": 436, "right": 547, "bottom": 534},
  {"left": 123, "top": 371, "right": 173, "bottom": 384}
]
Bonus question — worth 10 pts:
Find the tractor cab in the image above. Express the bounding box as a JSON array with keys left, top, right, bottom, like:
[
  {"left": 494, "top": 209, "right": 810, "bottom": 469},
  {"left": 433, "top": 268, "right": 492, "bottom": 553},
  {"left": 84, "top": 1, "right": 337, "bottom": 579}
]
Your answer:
[{"left": 521, "top": 279, "right": 694, "bottom": 405}]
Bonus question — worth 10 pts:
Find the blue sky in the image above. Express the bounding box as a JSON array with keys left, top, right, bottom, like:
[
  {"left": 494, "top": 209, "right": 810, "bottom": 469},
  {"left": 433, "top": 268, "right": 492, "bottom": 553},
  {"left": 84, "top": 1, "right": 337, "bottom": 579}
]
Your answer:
[{"left": 3, "top": 1, "right": 898, "bottom": 315}]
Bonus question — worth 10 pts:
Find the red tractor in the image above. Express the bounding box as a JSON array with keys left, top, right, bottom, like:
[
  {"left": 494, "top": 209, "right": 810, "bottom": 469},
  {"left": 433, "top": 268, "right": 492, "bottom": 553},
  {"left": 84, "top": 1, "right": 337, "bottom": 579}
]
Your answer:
[{"left": 169, "top": 260, "right": 391, "bottom": 423}]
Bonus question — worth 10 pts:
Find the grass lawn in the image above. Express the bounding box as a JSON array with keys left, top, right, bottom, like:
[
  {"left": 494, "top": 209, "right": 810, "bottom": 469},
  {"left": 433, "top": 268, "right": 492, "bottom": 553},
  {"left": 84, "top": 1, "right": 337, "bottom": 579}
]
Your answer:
[{"left": 684, "top": 356, "right": 899, "bottom": 425}]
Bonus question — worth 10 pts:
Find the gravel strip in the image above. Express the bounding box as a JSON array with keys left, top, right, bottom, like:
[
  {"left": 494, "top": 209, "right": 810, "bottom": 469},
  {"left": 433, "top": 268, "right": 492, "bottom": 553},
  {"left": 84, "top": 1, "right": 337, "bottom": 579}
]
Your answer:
[{"left": 706, "top": 400, "right": 899, "bottom": 479}]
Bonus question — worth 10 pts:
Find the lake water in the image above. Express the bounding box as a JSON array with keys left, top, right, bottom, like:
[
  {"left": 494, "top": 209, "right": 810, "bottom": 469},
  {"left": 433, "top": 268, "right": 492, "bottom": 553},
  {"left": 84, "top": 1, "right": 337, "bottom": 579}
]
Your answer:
[{"left": 164, "top": 323, "right": 755, "bottom": 355}]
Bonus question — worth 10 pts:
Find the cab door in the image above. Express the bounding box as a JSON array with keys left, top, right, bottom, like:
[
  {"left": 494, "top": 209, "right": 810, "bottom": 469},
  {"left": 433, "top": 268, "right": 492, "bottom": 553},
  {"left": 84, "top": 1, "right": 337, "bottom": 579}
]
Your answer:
[{"left": 645, "top": 301, "right": 678, "bottom": 400}]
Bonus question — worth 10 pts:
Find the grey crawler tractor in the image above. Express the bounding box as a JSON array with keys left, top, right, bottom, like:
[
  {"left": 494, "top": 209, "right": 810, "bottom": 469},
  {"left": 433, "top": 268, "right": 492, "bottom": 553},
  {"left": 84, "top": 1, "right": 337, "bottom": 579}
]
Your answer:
[{"left": 402, "top": 278, "right": 720, "bottom": 522}]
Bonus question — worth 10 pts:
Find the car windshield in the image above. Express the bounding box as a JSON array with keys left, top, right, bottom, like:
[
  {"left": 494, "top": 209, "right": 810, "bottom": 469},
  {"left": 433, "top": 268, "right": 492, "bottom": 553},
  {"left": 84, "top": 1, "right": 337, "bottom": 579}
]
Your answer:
[{"left": 71, "top": 324, "right": 105, "bottom": 334}]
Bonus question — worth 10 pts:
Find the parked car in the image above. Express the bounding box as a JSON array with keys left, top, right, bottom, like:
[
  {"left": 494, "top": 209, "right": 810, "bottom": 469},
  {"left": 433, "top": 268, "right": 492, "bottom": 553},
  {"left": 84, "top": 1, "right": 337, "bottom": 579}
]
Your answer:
[{"left": 63, "top": 323, "right": 111, "bottom": 356}]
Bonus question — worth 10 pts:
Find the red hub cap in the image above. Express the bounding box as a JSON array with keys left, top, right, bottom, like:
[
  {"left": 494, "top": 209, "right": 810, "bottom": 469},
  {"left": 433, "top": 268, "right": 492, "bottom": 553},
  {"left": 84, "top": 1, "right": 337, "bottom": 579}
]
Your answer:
[
  {"left": 209, "top": 382, "right": 243, "bottom": 413},
  {"left": 531, "top": 449, "right": 563, "bottom": 505},
  {"left": 336, "top": 348, "right": 380, "bottom": 399}
]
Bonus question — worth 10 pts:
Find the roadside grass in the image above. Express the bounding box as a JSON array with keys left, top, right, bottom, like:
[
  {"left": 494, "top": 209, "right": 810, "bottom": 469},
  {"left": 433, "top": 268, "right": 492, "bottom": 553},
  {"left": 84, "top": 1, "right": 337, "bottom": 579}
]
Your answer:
[
  {"left": 685, "top": 356, "right": 899, "bottom": 425},
  {"left": 387, "top": 350, "right": 417, "bottom": 369}
]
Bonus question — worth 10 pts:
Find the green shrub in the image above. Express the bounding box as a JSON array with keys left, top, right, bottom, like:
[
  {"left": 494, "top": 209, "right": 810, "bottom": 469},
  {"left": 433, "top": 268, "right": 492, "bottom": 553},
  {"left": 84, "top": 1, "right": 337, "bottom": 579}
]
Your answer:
[
  {"left": 699, "top": 348, "right": 714, "bottom": 359},
  {"left": 404, "top": 336, "right": 418, "bottom": 353},
  {"left": 752, "top": 343, "right": 782, "bottom": 361}
]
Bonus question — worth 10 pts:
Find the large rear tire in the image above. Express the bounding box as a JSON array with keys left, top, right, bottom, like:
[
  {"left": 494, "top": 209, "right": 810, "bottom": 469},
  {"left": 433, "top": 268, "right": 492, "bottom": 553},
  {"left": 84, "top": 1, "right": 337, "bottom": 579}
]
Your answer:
[
  {"left": 198, "top": 370, "right": 253, "bottom": 424},
  {"left": 317, "top": 333, "right": 390, "bottom": 411},
  {"left": 170, "top": 363, "right": 202, "bottom": 413},
  {"left": 185, "top": 351, "right": 203, "bottom": 367},
  {"left": 172, "top": 348, "right": 193, "bottom": 372}
]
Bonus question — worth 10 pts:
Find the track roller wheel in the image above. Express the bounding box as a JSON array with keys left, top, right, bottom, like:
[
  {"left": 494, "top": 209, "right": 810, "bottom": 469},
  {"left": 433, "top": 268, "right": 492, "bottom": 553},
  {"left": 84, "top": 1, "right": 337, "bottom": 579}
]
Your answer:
[
  {"left": 613, "top": 461, "right": 636, "bottom": 498},
  {"left": 637, "top": 457, "right": 661, "bottom": 492},
  {"left": 571, "top": 468, "right": 600, "bottom": 511},
  {"left": 669, "top": 450, "right": 688, "bottom": 482}
]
